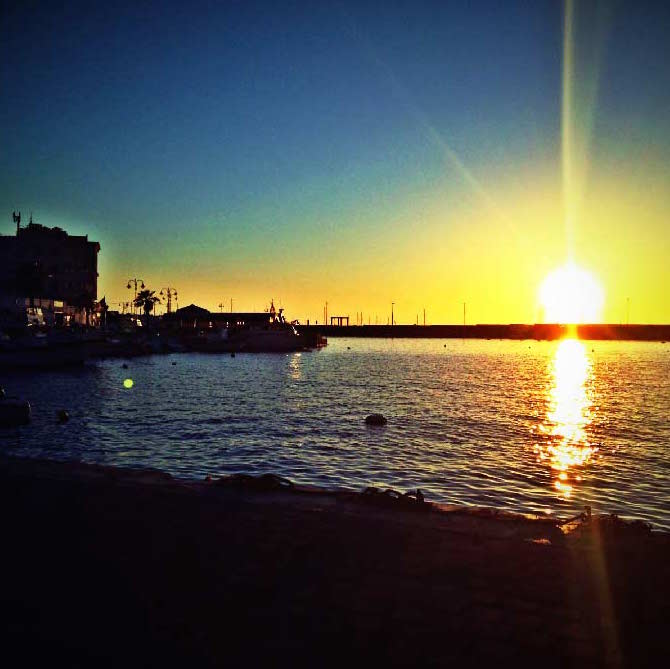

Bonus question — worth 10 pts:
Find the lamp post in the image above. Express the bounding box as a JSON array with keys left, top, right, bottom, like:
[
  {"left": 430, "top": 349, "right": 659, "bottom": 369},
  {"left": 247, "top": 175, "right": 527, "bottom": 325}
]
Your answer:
[
  {"left": 126, "top": 278, "right": 145, "bottom": 315},
  {"left": 159, "top": 287, "right": 178, "bottom": 315},
  {"left": 391, "top": 302, "right": 394, "bottom": 326}
]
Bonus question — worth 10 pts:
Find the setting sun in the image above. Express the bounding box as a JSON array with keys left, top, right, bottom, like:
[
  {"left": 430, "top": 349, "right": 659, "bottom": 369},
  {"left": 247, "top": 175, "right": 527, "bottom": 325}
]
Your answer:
[{"left": 539, "top": 264, "right": 604, "bottom": 324}]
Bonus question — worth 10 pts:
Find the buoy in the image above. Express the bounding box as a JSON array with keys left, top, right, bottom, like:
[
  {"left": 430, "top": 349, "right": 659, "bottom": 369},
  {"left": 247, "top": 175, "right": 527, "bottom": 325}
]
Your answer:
[
  {"left": 365, "top": 413, "right": 387, "bottom": 426},
  {"left": 230, "top": 352, "right": 235, "bottom": 358},
  {"left": 122, "top": 363, "right": 128, "bottom": 369},
  {"left": 57, "top": 409, "right": 69, "bottom": 423},
  {"left": 171, "top": 361, "right": 177, "bottom": 365}
]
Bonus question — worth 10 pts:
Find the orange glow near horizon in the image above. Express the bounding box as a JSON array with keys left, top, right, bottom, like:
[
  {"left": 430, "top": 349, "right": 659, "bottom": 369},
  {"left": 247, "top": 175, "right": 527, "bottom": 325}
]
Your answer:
[{"left": 93, "top": 163, "right": 668, "bottom": 326}]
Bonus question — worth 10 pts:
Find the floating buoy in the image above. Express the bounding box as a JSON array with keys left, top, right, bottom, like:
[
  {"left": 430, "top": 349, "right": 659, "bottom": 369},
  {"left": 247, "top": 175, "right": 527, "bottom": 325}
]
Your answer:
[
  {"left": 365, "top": 413, "right": 387, "bottom": 426},
  {"left": 230, "top": 352, "right": 235, "bottom": 358},
  {"left": 172, "top": 361, "right": 177, "bottom": 365},
  {"left": 57, "top": 409, "right": 69, "bottom": 423},
  {"left": 122, "top": 363, "right": 128, "bottom": 369}
]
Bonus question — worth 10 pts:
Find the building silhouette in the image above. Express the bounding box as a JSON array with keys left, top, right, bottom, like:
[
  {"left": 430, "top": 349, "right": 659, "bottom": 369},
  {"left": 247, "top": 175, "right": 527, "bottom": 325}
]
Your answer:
[{"left": 0, "top": 214, "right": 100, "bottom": 325}]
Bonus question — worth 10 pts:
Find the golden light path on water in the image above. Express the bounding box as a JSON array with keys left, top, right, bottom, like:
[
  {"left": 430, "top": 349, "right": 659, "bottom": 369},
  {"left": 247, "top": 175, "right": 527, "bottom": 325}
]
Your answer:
[{"left": 534, "top": 339, "right": 597, "bottom": 499}]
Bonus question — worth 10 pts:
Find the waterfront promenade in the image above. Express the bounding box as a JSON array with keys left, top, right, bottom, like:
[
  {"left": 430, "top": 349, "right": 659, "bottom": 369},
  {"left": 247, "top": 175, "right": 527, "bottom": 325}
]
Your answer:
[{"left": 1, "top": 456, "right": 668, "bottom": 668}]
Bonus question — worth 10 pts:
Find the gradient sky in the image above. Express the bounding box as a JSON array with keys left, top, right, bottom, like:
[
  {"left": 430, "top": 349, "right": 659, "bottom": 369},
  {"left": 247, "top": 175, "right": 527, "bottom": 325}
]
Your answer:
[{"left": 2, "top": 1, "right": 669, "bottom": 323}]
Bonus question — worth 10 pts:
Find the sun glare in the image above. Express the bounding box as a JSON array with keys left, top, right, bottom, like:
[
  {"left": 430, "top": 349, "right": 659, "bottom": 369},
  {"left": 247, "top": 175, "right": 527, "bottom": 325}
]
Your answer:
[
  {"left": 539, "top": 264, "right": 604, "bottom": 324},
  {"left": 534, "top": 338, "right": 596, "bottom": 500}
]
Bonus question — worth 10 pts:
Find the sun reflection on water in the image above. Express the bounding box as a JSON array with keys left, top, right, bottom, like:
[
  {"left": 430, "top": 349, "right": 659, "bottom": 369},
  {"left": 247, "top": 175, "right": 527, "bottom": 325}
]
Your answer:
[{"left": 535, "top": 338, "right": 597, "bottom": 498}]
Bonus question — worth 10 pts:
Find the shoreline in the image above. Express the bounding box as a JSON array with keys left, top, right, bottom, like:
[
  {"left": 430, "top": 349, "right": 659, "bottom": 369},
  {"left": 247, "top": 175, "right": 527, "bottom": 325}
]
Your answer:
[
  {"left": 2, "top": 455, "right": 669, "bottom": 666},
  {"left": 0, "top": 454, "right": 662, "bottom": 536}
]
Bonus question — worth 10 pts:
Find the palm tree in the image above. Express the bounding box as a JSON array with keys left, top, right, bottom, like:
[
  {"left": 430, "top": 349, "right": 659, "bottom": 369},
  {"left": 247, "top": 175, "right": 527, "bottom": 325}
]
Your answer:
[{"left": 134, "top": 289, "right": 160, "bottom": 318}]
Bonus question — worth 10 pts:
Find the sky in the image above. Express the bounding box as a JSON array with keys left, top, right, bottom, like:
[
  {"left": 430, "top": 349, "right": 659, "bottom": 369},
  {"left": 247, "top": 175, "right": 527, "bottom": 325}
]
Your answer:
[{"left": 1, "top": 0, "right": 669, "bottom": 323}]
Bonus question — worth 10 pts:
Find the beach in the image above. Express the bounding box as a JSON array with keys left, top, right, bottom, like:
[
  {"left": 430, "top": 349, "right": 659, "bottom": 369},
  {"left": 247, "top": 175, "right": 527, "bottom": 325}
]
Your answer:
[{"left": 1, "top": 456, "right": 668, "bottom": 668}]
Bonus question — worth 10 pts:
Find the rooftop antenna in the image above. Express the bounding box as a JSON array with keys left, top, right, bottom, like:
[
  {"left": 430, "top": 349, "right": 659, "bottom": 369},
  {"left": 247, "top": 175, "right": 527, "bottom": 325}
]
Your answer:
[{"left": 12, "top": 211, "right": 21, "bottom": 235}]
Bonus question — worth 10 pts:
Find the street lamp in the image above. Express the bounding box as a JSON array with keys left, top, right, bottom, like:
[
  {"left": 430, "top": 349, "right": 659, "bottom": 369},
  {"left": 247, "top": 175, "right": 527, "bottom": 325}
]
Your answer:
[
  {"left": 159, "top": 287, "right": 178, "bottom": 315},
  {"left": 126, "top": 278, "right": 145, "bottom": 315}
]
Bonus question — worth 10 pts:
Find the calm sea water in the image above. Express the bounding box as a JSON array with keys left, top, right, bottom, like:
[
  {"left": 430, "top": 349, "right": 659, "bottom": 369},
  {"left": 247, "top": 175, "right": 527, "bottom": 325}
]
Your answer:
[{"left": 2, "top": 338, "right": 669, "bottom": 529}]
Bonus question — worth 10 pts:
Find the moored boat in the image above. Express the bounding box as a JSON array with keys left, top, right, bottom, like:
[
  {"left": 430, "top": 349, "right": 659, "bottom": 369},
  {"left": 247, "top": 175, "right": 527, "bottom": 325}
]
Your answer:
[
  {"left": 172, "top": 300, "right": 307, "bottom": 353},
  {"left": 0, "top": 389, "right": 31, "bottom": 427}
]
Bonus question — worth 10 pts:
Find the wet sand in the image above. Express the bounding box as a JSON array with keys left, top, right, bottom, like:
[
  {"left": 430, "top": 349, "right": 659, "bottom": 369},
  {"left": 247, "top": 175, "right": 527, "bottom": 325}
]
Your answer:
[{"left": 1, "top": 456, "right": 668, "bottom": 668}]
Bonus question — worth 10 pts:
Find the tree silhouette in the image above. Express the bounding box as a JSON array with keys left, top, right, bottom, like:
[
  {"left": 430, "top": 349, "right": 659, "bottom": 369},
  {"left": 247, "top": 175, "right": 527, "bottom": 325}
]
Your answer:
[{"left": 134, "top": 289, "right": 160, "bottom": 317}]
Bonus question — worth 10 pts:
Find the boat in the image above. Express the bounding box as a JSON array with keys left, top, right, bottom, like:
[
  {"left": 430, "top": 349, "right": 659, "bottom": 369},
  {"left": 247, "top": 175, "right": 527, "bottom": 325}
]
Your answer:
[
  {"left": 0, "top": 390, "right": 31, "bottom": 427},
  {"left": 0, "top": 331, "right": 89, "bottom": 369},
  {"left": 225, "top": 301, "right": 305, "bottom": 352},
  {"left": 227, "top": 323, "right": 302, "bottom": 352},
  {"left": 178, "top": 300, "right": 306, "bottom": 353}
]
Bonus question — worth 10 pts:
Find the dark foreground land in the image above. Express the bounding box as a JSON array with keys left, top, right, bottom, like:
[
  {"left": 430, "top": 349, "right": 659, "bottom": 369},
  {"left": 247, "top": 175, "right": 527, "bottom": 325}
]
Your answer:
[{"left": 1, "top": 457, "right": 669, "bottom": 668}]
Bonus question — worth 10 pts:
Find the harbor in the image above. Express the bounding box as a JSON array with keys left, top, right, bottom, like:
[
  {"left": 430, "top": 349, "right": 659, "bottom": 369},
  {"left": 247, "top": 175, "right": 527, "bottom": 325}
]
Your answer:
[{"left": 3, "top": 2, "right": 670, "bottom": 666}]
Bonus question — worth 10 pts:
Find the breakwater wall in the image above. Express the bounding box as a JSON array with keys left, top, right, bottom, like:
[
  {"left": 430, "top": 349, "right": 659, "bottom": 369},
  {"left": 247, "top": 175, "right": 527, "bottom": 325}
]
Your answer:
[{"left": 297, "top": 323, "right": 670, "bottom": 341}]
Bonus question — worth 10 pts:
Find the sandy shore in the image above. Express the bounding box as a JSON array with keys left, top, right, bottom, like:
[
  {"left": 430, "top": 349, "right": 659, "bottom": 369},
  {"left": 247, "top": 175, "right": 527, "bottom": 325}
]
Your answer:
[{"left": 1, "top": 456, "right": 668, "bottom": 668}]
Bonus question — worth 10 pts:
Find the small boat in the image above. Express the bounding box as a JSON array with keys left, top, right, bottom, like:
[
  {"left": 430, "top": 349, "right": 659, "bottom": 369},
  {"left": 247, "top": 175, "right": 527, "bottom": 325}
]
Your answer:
[
  {"left": 182, "top": 300, "right": 306, "bottom": 353},
  {"left": 0, "top": 391, "right": 31, "bottom": 427}
]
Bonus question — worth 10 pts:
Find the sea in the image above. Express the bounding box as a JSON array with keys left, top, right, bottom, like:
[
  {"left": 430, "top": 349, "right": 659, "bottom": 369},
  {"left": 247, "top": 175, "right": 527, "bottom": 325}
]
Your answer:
[{"left": 2, "top": 338, "right": 669, "bottom": 530}]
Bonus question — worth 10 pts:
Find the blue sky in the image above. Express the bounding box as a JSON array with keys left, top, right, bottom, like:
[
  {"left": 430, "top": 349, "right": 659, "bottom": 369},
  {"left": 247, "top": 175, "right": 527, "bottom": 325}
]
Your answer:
[{"left": 2, "top": 1, "right": 669, "bottom": 322}]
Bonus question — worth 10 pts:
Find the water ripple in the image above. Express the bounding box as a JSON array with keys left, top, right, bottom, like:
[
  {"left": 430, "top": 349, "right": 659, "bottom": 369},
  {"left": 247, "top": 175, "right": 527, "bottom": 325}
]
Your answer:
[{"left": 1, "top": 339, "right": 669, "bottom": 529}]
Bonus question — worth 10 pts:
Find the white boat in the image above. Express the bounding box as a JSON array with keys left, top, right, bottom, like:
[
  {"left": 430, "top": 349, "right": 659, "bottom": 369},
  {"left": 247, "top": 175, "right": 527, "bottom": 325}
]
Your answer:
[
  {"left": 227, "top": 301, "right": 303, "bottom": 352},
  {"left": 229, "top": 323, "right": 302, "bottom": 352},
  {"left": 186, "top": 300, "right": 304, "bottom": 353}
]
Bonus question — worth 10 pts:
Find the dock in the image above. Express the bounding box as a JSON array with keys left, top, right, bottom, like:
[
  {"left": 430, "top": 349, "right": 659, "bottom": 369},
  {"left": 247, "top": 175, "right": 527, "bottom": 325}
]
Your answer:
[{"left": 298, "top": 323, "right": 670, "bottom": 342}]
